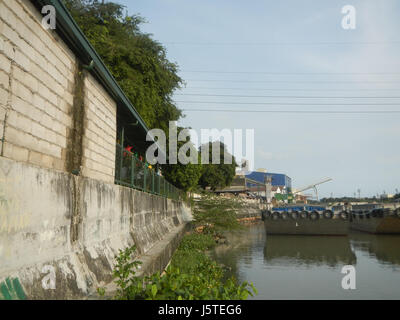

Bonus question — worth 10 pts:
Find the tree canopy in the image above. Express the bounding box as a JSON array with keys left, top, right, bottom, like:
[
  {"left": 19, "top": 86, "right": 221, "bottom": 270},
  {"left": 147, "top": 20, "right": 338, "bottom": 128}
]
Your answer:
[
  {"left": 160, "top": 128, "right": 203, "bottom": 192},
  {"left": 64, "top": 0, "right": 183, "bottom": 132},
  {"left": 198, "top": 142, "right": 237, "bottom": 191}
]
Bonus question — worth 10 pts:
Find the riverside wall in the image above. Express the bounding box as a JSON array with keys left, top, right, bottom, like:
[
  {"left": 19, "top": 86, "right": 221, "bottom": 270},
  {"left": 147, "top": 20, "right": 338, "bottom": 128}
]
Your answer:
[
  {"left": 0, "top": 0, "right": 192, "bottom": 300},
  {"left": 0, "top": 156, "right": 191, "bottom": 299}
]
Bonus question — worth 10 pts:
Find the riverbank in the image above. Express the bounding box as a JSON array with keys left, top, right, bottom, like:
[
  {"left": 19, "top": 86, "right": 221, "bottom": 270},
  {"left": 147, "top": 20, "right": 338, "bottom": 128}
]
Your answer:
[
  {"left": 106, "top": 225, "right": 257, "bottom": 300},
  {"left": 102, "top": 194, "right": 259, "bottom": 300}
]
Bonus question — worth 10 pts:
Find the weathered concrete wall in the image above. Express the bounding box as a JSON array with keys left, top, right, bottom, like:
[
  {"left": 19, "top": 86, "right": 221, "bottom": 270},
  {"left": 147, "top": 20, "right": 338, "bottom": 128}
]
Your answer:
[
  {"left": 0, "top": 156, "right": 191, "bottom": 299},
  {"left": 0, "top": 0, "right": 116, "bottom": 183}
]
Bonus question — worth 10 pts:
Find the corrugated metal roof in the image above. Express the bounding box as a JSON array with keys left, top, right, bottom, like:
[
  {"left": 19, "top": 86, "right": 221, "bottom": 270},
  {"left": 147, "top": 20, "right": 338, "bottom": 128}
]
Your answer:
[{"left": 245, "top": 171, "right": 291, "bottom": 187}]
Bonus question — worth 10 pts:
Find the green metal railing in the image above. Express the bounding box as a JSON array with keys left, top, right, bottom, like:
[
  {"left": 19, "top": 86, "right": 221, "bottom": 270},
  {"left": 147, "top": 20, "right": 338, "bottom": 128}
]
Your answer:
[{"left": 115, "top": 143, "right": 183, "bottom": 201}]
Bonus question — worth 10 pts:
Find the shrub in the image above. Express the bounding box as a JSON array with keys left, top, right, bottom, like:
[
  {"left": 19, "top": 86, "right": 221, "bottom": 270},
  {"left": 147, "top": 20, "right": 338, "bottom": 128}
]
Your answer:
[
  {"left": 193, "top": 194, "right": 244, "bottom": 235},
  {"left": 112, "top": 241, "right": 257, "bottom": 300}
]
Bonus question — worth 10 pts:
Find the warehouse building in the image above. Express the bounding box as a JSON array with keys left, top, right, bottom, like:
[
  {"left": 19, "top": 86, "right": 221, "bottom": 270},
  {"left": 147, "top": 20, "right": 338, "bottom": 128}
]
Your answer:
[{"left": 245, "top": 170, "right": 292, "bottom": 193}]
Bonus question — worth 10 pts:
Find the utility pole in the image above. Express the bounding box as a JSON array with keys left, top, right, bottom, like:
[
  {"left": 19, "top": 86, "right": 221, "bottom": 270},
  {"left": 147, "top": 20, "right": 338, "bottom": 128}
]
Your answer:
[
  {"left": 314, "top": 186, "right": 319, "bottom": 202},
  {"left": 265, "top": 176, "right": 272, "bottom": 206}
]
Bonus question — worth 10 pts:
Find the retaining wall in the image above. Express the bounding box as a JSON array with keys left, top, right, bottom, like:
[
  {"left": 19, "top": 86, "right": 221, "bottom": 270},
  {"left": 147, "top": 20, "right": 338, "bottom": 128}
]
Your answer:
[{"left": 0, "top": 156, "right": 191, "bottom": 299}]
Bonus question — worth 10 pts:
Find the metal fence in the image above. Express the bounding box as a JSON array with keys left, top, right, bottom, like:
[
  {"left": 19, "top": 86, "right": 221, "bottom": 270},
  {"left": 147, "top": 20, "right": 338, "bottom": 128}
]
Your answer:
[{"left": 115, "top": 143, "right": 184, "bottom": 201}]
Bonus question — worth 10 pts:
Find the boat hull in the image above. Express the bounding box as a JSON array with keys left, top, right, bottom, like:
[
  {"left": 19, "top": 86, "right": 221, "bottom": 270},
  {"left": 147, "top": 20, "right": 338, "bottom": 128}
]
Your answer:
[
  {"left": 264, "top": 217, "right": 349, "bottom": 235},
  {"left": 350, "top": 215, "right": 400, "bottom": 234}
]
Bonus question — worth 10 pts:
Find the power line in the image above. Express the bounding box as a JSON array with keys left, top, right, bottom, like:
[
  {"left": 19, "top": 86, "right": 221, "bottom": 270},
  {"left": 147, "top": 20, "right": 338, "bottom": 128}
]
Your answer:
[
  {"left": 185, "top": 79, "right": 400, "bottom": 83},
  {"left": 183, "top": 87, "right": 400, "bottom": 91},
  {"left": 181, "top": 70, "right": 400, "bottom": 75},
  {"left": 176, "top": 93, "right": 400, "bottom": 99},
  {"left": 181, "top": 109, "right": 400, "bottom": 114},
  {"left": 165, "top": 41, "right": 400, "bottom": 46},
  {"left": 175, "top": 101, "right": 400, "bottom": 105}
]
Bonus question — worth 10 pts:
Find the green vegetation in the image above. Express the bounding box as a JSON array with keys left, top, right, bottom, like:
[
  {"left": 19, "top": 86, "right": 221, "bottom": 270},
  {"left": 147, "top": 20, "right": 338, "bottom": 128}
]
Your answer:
[
  {"left": 112, "top": 243, "right": 256, "bottom": 300},
  {"left": 110, "top": 195, "right": 256, "bottom": 300},
  {"left": 96, "top": 286, "right": 106, "bottom": 297},
  {"left": 113, "top": 245, "right": 143, "bottom": 299},
  {"left": 160, "top": 129, "right": 203, "bottom": 192},
  {"left": 64, "top": 0, "right": 183, "bottom": 133},
  {"left": 198, "top": 142, "right": 237, "bottom": 191},
  {"left": 161, "top": 161, "right": 202, "bottom": 192},
  {"left": 176, "top": 233, "right": 216, "bottom": 251},
  {"left": 161, "top": 140, "right": 238, "bottom": 192},
  {"left": 193, "top": 194, "right": 243, "bottom": 235}
]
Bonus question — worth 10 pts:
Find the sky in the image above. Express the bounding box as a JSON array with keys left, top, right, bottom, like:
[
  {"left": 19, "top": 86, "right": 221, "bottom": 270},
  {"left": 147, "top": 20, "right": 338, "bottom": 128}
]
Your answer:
[{"left": 117, "top": 0, "right": 400, "bottom": 198}]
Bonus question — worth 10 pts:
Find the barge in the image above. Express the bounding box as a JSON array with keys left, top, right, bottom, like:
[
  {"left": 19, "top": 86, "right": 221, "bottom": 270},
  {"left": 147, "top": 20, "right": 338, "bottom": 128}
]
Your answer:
[
  {"left": 261, "top": 205, "right": 349, "bottom": 236},
  {"left": 349, "top": 204, "right": 400, "bottom": 234}
]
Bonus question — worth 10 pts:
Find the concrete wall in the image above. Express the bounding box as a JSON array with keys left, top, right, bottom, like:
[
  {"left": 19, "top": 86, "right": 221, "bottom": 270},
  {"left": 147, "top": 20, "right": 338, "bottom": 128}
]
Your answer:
[
  {"left": 0, "top": 1, "right": 191, "bottom": 299},
  {"left": 0, "top": 156, "right": 191, "bottom": 299},
  {"left": 0, "top": 0, "right": 116, "bottom": 183}
]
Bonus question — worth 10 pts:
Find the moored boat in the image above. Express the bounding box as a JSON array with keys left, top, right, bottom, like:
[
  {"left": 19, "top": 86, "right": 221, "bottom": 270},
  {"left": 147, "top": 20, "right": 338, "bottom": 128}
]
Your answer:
[
  {"left": 261, "top": 205, "right": 349, "bottom": 235},
  {"left": 350, "top": 204, "right": 400, "bottom": 234}
]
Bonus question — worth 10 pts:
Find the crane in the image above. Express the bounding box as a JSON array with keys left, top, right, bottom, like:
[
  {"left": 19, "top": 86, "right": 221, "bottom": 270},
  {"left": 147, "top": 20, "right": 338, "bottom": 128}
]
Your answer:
[{"left": 293, "top": 178, "right": 333, "bottom": 201}]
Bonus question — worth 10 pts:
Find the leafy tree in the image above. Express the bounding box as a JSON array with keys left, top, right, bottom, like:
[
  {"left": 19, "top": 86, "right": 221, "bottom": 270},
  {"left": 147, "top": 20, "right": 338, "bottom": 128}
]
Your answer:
[
  {"left": 63, "top": 0, "right": 183, "bottom": 132},
  {"left": 160, "top": 128, "right": 202, "bottom": 192},
  {"left": 161, "top": 162, "right": 202, "bottom": 192},
  {"left": 198, "top": 141, "right": 237, "bottom": 190},
  {"left": 193, "top": 194, "right": 243, "bottom": 235}
]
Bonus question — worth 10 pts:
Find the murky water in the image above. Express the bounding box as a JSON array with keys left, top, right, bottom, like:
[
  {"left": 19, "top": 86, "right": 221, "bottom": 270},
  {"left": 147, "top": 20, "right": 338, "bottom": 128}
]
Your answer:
[{"left": 210, "top": 223, "right": 400, "bottom": 299}]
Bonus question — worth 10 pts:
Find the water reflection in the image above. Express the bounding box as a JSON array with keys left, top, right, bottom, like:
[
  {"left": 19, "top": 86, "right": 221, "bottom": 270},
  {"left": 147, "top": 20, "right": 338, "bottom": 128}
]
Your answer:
[
  {"left": 210, "top": 226, "right": 265, "bottom": 280},
  {"left": 264, "top": 235, "right": 357, "bottom": 268},
  {"left": 350, "top": 232, "right": 400, "bottom": 267},
  {"left": 210, "top": 223, "right": 400, "bottom": 299}
]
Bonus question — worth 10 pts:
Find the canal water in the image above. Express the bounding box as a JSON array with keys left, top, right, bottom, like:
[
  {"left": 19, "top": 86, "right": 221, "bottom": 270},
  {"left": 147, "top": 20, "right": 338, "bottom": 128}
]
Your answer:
[{"left": 210, "top": 223, "right": 400, "bottom": 299}]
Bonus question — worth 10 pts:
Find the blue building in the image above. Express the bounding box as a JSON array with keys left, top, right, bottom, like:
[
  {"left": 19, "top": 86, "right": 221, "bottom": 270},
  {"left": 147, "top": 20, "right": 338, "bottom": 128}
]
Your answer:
[{"left": 245, "top": 171, "right": 292, "bottom": 192}]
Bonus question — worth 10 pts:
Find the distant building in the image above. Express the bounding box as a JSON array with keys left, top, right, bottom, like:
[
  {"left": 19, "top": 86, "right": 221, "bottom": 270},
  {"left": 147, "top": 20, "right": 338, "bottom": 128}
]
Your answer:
[
  {"left": 294, "top": 193, "right": 308, "bottom": 204},
  {"left": 381, "top": 193, "right": 394, "bottom": 199},
  {"left": 245, "top": 171, "right": 292, "bottom": 193}
]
